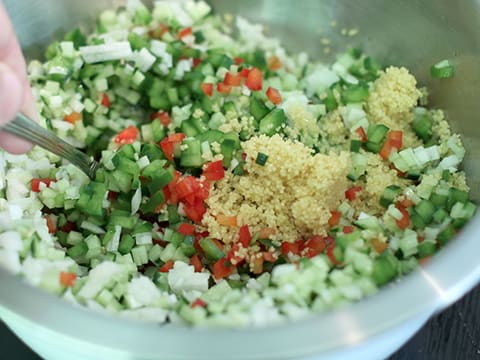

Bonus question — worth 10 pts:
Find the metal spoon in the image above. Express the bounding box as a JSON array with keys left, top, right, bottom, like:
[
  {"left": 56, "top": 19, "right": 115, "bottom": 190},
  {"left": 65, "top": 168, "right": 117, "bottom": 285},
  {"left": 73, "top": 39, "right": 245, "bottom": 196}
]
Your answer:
[{"left": 2, "top": 112, "right": 100, "bottom": 179}]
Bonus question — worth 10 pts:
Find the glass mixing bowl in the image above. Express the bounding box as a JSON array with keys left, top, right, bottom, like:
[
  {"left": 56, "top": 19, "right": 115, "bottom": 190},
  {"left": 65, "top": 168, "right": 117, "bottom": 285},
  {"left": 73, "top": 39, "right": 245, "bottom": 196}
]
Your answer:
[{"left": 1, "top": 1, "right": 479, "bottom": 359}]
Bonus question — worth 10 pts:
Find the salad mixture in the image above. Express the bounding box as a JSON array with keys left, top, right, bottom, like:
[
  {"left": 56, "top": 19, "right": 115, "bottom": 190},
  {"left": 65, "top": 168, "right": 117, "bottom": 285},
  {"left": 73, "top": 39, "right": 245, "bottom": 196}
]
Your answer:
[{"left": 0, "top": 0, "right": 476, "bottom": 326}]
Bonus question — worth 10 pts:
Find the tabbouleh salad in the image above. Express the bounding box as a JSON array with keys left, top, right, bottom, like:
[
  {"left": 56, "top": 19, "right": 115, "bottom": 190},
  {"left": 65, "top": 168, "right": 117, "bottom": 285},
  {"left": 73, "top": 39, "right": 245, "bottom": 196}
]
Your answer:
[{"left": 0, "top": 0, "right": 476, "bottom": 327}]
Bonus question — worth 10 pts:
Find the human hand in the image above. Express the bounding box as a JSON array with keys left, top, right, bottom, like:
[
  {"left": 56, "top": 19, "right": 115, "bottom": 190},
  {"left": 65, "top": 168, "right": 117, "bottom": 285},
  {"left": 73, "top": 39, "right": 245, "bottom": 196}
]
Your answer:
[{"left": 0, "top": 2, "right": 36, "bottom": 154}]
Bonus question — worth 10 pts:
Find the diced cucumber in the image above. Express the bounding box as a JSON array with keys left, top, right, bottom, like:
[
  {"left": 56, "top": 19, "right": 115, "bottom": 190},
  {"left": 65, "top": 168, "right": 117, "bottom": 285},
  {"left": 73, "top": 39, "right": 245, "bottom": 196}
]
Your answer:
[{"left": 380, "top": 185, "right": 402, "bottom": 208}]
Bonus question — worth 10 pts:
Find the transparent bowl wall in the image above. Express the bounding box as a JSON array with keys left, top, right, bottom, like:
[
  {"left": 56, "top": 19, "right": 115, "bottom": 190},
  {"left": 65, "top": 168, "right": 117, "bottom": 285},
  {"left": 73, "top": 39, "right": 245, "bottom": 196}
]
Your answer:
[{"left": 1, "top": 1, "right": 480, "bottom": 359}]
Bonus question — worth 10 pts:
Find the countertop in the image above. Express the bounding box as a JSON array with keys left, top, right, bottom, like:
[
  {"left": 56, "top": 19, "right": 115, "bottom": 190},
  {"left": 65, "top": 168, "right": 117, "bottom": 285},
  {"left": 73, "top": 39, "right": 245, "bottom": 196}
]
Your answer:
[{"left": 2, "top": 284, "right": 479, "bottom": 359}]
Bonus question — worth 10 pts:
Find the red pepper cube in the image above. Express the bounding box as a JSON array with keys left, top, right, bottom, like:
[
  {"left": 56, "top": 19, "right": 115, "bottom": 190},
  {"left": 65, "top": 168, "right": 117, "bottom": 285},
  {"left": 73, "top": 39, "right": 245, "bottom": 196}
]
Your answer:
[
  {"left": 115, "top": 126, "right": 139, "bottom": 145},
  {"left": 64, "top": 112, "right": 82, "bottom": 124},
  {"left": 212, "top": 258, "right": 235, "bottom": 280},
  {"left": 395, "top": 206, "right": 410, "bottom": 230},
  {"left": 159, "top": 260, "right": 175, "bottom": 273},
  {"left": 355, "top": 127, "right": 367, "bottom": 142},
  {"left": 151, "top": 111, "right": 171, "bottom": 127},
  {"left": 201, "top": 83, "right": 213, "bottom": 96},
  {"left": 31, "top": 178, "right": 56, "bottom": 192},
  {"left": 328, "top": 211, "right": 341, "bottom": 227},
  {"left": 202, "top": 160, "right": 225, "bottom": 181},
  {"left": 238, "top": 225, "right": 252, "bottom": 248},
  {"left": 245, "top": 67, "right": 263, "bottom": 91},
  {"left": 178, "top": 27, "right": 193, "bottom": 39},
  {"left": 266, "top": 86, "right": 282, "bottom": 104},
  {"left": 217, "top": 82, "right": 232, "bottom": 95},
  {"left": 101, "top": 93, "right": 110, "bottom": 108},
  {"left": 224, "top": 72, "right": 243, "bottom": 86},
  {"left": 178, "top": 223, "right": 195, "bottom": 236},
  {"left": 190, "top": 254, "right": 204, "bottom": 272},
  {"left": 59, "top": 272, "right": 77, "bottom": 287},
  {"left": 345, "top": 186, "right": 362, "bottom": 201}
]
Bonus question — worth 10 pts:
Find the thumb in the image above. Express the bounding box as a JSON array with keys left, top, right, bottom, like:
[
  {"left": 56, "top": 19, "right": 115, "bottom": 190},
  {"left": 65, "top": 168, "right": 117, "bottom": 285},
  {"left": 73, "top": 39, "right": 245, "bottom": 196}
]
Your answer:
[
  {"left": 0, "top": 62, "right": 33, "bottom": 153},
  {"left": 0, "top": 62, "right": 22, "bottom": 124}
]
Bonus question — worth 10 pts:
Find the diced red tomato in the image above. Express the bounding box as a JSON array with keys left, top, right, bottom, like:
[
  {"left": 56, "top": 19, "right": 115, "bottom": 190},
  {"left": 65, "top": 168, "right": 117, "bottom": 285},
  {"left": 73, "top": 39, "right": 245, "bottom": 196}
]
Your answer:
[
  {"left": 184, "top": 201, "right": 206, "bottom": 223},
  {"left": 305, "top": 236, "right": 327, "bottom": 252},
  {"left": 159, "top": 133, "right": 185, "bottom": 161},
  {"left": 245, "top": 67, "right": 263, "bottom": 91},
  {"left": 234, "top": 57, "right": 244, "bottom": 65},
  {"left": 266, "top": 87, "right": 282, "bottom": 104},
  {"left": 151, "top": 111, "right": 171, "bottom": 127},
  {"left": 202, "top": 160, "right": 225, "bottom": 181},
  {"left": 345, "top": 186, "right": 362, "bottom": 201},
  {"left": 190, "top": 254, "right": 203, "bottom": 272},
  {"left": 31, "top": 178, "right": 56, "bottom": 193},
  {"left": 380, "top": 131, "right": 403, "bottom": 160},
  {"left": 59, "top": 272, "right": 77, "bottom": 287},
  {"left": 175, "top": 176, "right": 197, "bottom": 200},
  {"left": 200, "top": 82, "right": 213, "bottom": 96},
  {"left": 343, "top": 226, "right": 354, "bottom": 234},
  {"left": 175, "top": 176, "right": 208, "bottom": 206},
  {"left": 281, "top": 240, "right": 303, "bottom": 256},
  {"left": 159, "top": 260, "right": 175, "bottom": 273},
  {"left": 101, "top": 93, "right": 110, "bottom": 108},
  {"left": 193, "top": 58, "right": 202, "bottom": 68},
  {"left": 115, "top": 126, "right": 139, "bottom": 145},
  {"left": 328, "top": 211, "right": 341, "bottom": 227},
  {"left": 395, "top": 206, "right": 410, "bottom": 230},
  {"left": 149, "top": 23, "right": 169, "bottom": 39},
  {"left": 212, "top": 258, "right": 235, "bottom": 280},
  {"left": 196, "top": 181, "right": 210, "bottom": 201},
  {"left": 217, "top": 82, "right": 232, "bottom": 94},
  {"left": 63, "top": 112, "right": 82, "bottom": 124},
  {"left": 178, "top": 223, "right": 195, "bottom": 236},
  {"left": 239, "top": 68, "right": 250, "bottom": 78},
  {"left": 178, "top": 27, "right": 192, "bottom": 39},
  {"left": 216, "top": 214, "right": 237, "bottom": 227},
  {"left": 304, "top": 235, "right": 327, "bottom": 258},
  {"left": 355, "top": 127, "right": 367, "bottom": 142},
  {"left": 238, "top": 225, "right": 252, "bottom": 248},
  {"left": 45, "top": 215, "right": 56, "bottom": 234},
  {"left": 224, "top": 72, "right": 242, "bottom": 86},
  {"left": 191, "top": 298, "right": 207, "bottom": 308},
  {"left": 268, "top": 55, "right": 282, "bottom": 71}
]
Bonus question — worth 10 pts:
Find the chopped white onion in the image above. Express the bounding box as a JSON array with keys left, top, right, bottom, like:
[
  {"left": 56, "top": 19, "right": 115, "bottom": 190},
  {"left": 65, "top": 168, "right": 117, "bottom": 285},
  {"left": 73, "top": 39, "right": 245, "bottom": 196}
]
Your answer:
[{"left": 80, "top": 42, "right": 132, "bottom": 64}]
